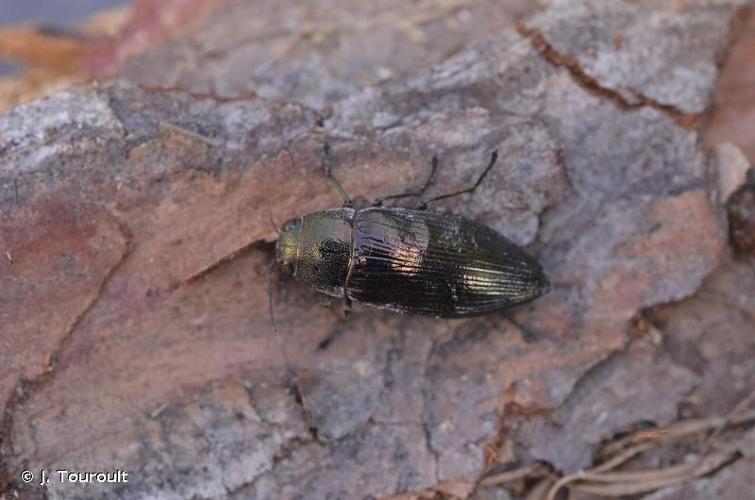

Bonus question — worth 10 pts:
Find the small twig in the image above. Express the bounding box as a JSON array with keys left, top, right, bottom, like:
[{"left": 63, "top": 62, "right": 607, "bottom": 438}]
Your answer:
[
  {"left": 592, "top": 441, "right": 655, "bottom": 473},
  {"left": 544, "top": 398, "right": 755, "bottom": 500},
  {"left": 159, "top": 121, "right": 220, "bottom": 148},
  {"left": 571, "top": 450, "right": 738, "bottom": 497},
  {"left": 526, "top": 477, "right": 555, "bottom": 500},
  {"left": 632, "top": 429, "right": 669, "bottom": 443},
  {"left": 600, "top": 408, "right": 755, "bottom": 458},
  {"left": 700, "top": 389, "right": 755, "bottom": 457},
  {"left": 149, "top": 403, "right": 168, "bottom": 419},
  {"left": 479, "top": 462, "right": 549, "bottom": 487},
  {"left": 546, "top": 449, "right": 738, "bottom": 499}
]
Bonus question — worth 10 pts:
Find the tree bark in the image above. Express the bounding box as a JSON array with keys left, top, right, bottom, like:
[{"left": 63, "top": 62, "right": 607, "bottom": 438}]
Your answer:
[{"left": 1, "top": 1, "right": 753, "bottom": 498}]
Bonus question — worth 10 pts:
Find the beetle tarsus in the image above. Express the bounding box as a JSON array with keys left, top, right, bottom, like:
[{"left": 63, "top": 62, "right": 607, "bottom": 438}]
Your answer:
[{"left": 318, "top": 323, "right": 344, "bottom": 350}]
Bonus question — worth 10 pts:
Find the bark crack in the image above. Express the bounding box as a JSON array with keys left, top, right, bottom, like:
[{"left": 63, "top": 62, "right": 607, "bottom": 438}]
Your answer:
[
  {"left": 420, "top": 338, "right": 441, "bottom": 483},
  {"left": 221, "top": 436, "right": 318, "bottom": 498},
  {"left": 288, "top": 376, "right": 321, "bottom": 443},
  {"left": 516, "top": 21, "right": 699, "bottom": 129},
  {"left": 0, "top": 211, "right": 134, "bottom": 496},
  {"left": 167, "top": 239, "right": 273, "bottom": 292},
  {"left": 472, "top": 335, "right": 634, "bottom": 495}
]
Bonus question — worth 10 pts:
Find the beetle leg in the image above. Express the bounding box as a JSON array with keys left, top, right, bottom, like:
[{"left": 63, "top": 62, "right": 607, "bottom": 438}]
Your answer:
[
  {"left": 343, "top": 294, "right": 353, "bottom": 317},
  {"left": 322, "top": 141, "right": 353, "bottom": 208},
  {"left": 318, "top": 322, "right": 345, "bottom": 350},
  {"left": 420, "top": 150, "right": 498, "bottom": 206},
  {"left": 372, "top": 155, "right": 439, "bottom": 207},
  {"left": 505, "top": 314, "right": 542, "bottom": 343}
]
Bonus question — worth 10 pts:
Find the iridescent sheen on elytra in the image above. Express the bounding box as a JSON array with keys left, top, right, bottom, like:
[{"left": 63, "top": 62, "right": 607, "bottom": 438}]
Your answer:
[{"left": 276, "top": 207, "right": 549, "bottom": 318}]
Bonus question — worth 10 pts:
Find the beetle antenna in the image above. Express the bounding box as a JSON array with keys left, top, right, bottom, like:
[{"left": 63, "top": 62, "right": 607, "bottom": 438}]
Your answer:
[
  {"left": 322, "top": 141, "right": 353, "bottom": 208},
  {"left": 269, "top": 211, "right": 281, "bottom": 236},
  {"left": 267, "top": 259, "right": 279, "bottom": 332},
  {"left": 374, "top": 155, "right": 439, "bottom": 207},
  {"left": 267, "top": 257, "right": 299, "bottom": 386},
  {"left": 420, "top": 150, "right": 498, "bottom": 207}
]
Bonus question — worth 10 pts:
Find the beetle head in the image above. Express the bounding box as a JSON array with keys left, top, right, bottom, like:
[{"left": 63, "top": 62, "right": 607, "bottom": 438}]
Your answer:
[{"left": 276, "top": 217, "right": 303, "bottom": 276}]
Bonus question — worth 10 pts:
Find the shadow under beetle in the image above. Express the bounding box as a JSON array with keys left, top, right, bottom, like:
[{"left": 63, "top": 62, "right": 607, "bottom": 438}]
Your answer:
[{"left": 275, "top": 146, "right": 550, "bottom": 318}]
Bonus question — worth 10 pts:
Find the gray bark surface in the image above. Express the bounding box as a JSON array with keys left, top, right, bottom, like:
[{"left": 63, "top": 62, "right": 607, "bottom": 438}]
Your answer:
[{"left": 1, "top": 1, "right": 753, "bottom": 499}]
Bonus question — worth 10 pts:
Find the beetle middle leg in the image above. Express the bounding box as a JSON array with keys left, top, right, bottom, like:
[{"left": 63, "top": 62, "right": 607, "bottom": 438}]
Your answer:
[
  {"left": 419, "top": 150, "right": 498, "bottom": 208},
  {"left": 318, "top": 297, "right": 352, "bottom": 350},
  {"left": 322, "top": 141, "right": 353, "bottom": 208},
  {"left": 318, "top": 294, "right": 351, "bottom": 317},
  {"left": 372, "top": 155, "right": 438, "bottom": 207}
]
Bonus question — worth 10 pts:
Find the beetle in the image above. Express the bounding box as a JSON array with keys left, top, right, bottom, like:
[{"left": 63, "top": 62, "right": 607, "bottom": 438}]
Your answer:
[{"left": 275, "top": 147, "right": 550, "bottom": 318}]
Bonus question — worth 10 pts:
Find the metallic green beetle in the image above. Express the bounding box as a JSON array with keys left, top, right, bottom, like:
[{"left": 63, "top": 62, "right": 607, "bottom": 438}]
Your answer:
[{"left": 275, "top": 150, "right": 550, "bottom": 318}]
